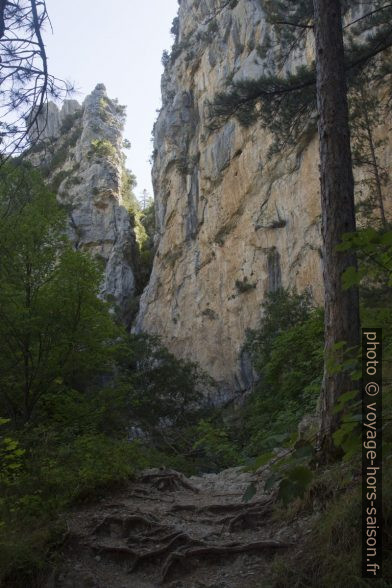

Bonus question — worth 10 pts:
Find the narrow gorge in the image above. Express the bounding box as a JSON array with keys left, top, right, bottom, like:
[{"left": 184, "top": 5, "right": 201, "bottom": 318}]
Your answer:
[
  {"left": 1, "top": 1, "right": 391, "bottom": 586},
  {"left": 26, "top": 2, "right": 392, "bottom": 400},
  {"left": 134, "top": 0, "right": 392, "bottom": 395}
]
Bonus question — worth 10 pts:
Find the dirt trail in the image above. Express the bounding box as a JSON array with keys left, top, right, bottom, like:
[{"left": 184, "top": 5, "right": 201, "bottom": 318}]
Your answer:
[{"left": 47, "top": 466, "right": 308, "bottom": 588}]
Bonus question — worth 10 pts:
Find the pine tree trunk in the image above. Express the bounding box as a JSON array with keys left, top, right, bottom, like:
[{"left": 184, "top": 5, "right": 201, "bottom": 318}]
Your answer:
[{"left": 313, "top": 0, "right": 360, "bottom": 456}]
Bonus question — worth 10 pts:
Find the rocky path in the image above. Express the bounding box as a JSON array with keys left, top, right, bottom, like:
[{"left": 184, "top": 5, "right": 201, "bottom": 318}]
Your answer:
[{"left": 47, "top": 467, "right": 306, "bottom": 588}]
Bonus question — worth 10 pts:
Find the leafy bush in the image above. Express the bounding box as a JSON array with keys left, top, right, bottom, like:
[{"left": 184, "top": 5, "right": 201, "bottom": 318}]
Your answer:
[
  {"left": 116, "top": 333, "right": 215, "bottom": 454},
  {"left": 235, "top": 277, "right": 256, "bottom": 293},
  {"left": 0, "top": 166, "right": 118, "bottom": 426},
  {"left": 89, "top": 138, "right": 117, "bottom": 160},
  {"left": 263, "top": 228, "right": 392, "bottom": 582},
  {"left": 120, "top": 168, "right": 155, "bottom": 294},
  {"left": 268, "top": 405, "right": 392, "bottom": 586},
  {"left": 242, "top": 289, "right": 324, "bottom": 455},
  {"left": 0, "top": 162, "right": 220, "bottom": 584},
  {"left": 161, "top": 49, "right": 170, "bottom": 68},
  {"left": 0, "top": 418, "right": 25, "bottom": 485},
  {"left": 193, "top": 419, "right": 242, "bottom": 470},
  {"left": 0, "top": 431, "right": 148, "bottom": 586},
  {"left": 60, "top": 111, "right": 82, "bottom": 134}
]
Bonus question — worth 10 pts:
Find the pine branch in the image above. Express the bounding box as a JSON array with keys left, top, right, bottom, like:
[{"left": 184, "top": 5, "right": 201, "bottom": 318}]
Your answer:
[
  {"left": 345, "top": 3, "right": 392, "bottom": 29},
  {"left": 272, "top": 20, "right": 313, "bottom": 29}
]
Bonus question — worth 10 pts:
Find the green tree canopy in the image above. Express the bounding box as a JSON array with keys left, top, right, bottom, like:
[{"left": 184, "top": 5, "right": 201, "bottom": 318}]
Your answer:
[
  {"left": 0, "top": 162, "right": 118, "bottom": 425},
  {"left": 209, "top": 1, "right": 392, "bottom": 157}
]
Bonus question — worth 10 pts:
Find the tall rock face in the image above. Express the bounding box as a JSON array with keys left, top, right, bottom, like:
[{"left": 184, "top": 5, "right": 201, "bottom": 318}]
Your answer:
[
  {"left": 135, "top": 0, "right": 391, "bottom": 396},
  {"left": 135, "top": 0, "right": 322, "bottom": 396},
  {"left": 28, "top": 85, "right": 136, "bottom": 320}
]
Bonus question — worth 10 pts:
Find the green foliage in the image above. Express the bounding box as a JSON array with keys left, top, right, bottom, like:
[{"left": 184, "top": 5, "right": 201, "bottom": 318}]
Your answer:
[
  {"left": 116, "top": 333, "right": 215, "bottom": 458},
  {"left": 161, "top": 49, "right": 170, "bottom": 68},
  {"left": 0, "top": 419, "right": 25, "bottom": 484},
  {"left": 98, "top": 96, "right": 111, "bottom": 122},
  {"left": 46, "top": 143, "right": 69, "bottom": 172},
  {"left": 111, "top": 97, "right": 127, "bottom": 121},
  {"left": 136, "top": 200, "right": 156, "bottom": 291},
  {"left": 193, "top": 420, "right": 242, "bottom": 470},
  {"left": 268, "top": 406, "right": 392, "bottom": 586},
  {"left": 89, "top": 138, "right": 117, "bottom": 160},
  {"left": 170, "top": 16, "right": 179, "bottom": 41},
  {"left": 208, "top": 20, "right": 219, "bottom": 34},
  {"left": 246, "top": 288, "right": 316, "bottom": 372},
  {"left": 0, "top": 162, "right": 118, "bottom": 425},
  {"left": 120, "top": 169, "right": 155, "bottom": 295},
  {"left": 339, "top": 228, "right": 392, "bottom": 289},
  {"left": 0, "top": 162, "right": 223, "bottom": 583},
  {"left": 209, "top": 66, "right": 317, "bottom": 158},
  {"left": 338, "top": 227, "right": 392, "bottom": 372},
  {"left": 0, "top": 431, "right": 148, "bottom": 586},
  {"left": 59, "top": 111, "right": 82, "bottom": 134},
  {"left": 209, "top": 2, "right": 392, "bottom": 157},
  {"left": 42, "top": 126, "right": 82, "bottom": 178},
  {"left": 243, "top": 289, "right": 324, "bottom": 455},
  {"left": 235, "top": 277, "right": 256, "bottom": 293},
  {"left": 349, "top": 71, "right": 389, "bottom": 227},
  {"left": 96, "top": 96, "right": 126, "bottom": 127},
  {"left": 0, "top": 164, "right": 137, "bottom": 584},
  {"left": 265, "top": 224, "right": 392, "bottom": 582}
]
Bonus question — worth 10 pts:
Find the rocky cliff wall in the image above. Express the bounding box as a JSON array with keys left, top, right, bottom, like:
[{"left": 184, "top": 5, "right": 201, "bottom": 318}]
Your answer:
[
  {"left": 28, "top": 84, "right": 136, "bottom": 320},
  {"left": 135, "top": 0, "right": 392, "bottom": 396}
]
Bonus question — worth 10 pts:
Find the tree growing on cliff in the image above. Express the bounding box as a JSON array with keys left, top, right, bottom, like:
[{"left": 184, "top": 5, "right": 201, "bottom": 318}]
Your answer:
[
  {"left": 209, "top": 1, "right": 392, "bottom": 455},
  {"left": 0, "top": 0, "right": 70, "bottom": 156},
  {"left": 210, "top": 2, "right": 392, "bottom": 152}
]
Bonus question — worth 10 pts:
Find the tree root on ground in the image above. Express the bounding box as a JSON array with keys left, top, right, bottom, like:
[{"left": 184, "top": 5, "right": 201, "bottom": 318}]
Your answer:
[
  {"left": 54, "top": 469, "right": 298, "bottom": 587},
  {"left": 138, "top": 469, "right": 200, "bottom": 493},
  {"left": 160, "top": 539, "right": 293, "bottom": 582},
  {"left": 92, "top": 514, "right": 163, "bottom": 539},
  {"left": 90, "top": 531, "right": 292, "bottom": 584},
  {"left": 170, "top": 498, "right": 271, "bottom": 516},
  {"left": 217, "top": 503, "right": 273, "bottom": 532},
  {"left": 91, "top": 531, "right": 202, "bottom": 573}
]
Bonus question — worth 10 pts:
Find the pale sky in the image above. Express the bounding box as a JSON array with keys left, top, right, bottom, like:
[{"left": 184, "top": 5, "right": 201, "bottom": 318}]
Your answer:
[{"left": 44, "top": 0, "right": 179, "bottom": 201}]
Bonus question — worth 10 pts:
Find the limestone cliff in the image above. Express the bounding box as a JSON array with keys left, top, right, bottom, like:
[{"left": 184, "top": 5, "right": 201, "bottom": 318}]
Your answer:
[
  {"left": 135, "top": 0, "right": 391, "bottom": 395},
  {"left": 28, "top": 84, "right": 136, "bottom": 320}
]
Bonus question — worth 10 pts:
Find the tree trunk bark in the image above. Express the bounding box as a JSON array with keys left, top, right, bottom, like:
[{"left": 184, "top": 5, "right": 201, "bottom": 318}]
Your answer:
[
  {"left": 0, "top": 0, "right": 7, "bottom": 40},
  {"left": 313, "top": 0, "right": 360, "bottom": 456}
]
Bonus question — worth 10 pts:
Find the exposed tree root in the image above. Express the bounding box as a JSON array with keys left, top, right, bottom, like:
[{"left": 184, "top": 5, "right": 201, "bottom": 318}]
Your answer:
[
  {"left": 161, "top": 539, "right": 293, "bottom": 582},
  {"left": 218, "top": 503, "right": 273, "bottom": 532},
  {"left": 91, "top": 526, "right": 291, "bottom": 584},
  {"left": 170, "top": 498, "right": 272, "bottom": 516},
  {"left": 92, "top": 531, "right": 203, "bottom": 573},
  {"left": 92, "top": 513, "right": 161, "bottom": 538},
  {"left": 52, "top": 468, "right": 301, "bottom": 587},
  {"left": 138, "top": 469, "right": 200, "bottom": 493}
]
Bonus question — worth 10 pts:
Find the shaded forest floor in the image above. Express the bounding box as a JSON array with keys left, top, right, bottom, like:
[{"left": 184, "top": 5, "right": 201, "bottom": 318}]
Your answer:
[{"left": 45, "top": 466, "right": 312, "bottom": 588}]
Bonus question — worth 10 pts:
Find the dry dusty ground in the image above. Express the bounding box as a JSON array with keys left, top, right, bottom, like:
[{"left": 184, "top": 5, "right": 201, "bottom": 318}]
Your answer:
[{"left": 45, "top": 466, "right": 311, "bottom": 588}]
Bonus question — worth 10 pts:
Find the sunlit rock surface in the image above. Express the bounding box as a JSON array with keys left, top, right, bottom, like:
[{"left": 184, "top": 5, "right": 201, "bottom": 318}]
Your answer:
[
  {"left": 135, "top": 0, "right": 391, "bottom": 396},
  {"left": 28, "top": 84, "right": 136, "bottom": 320}
]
